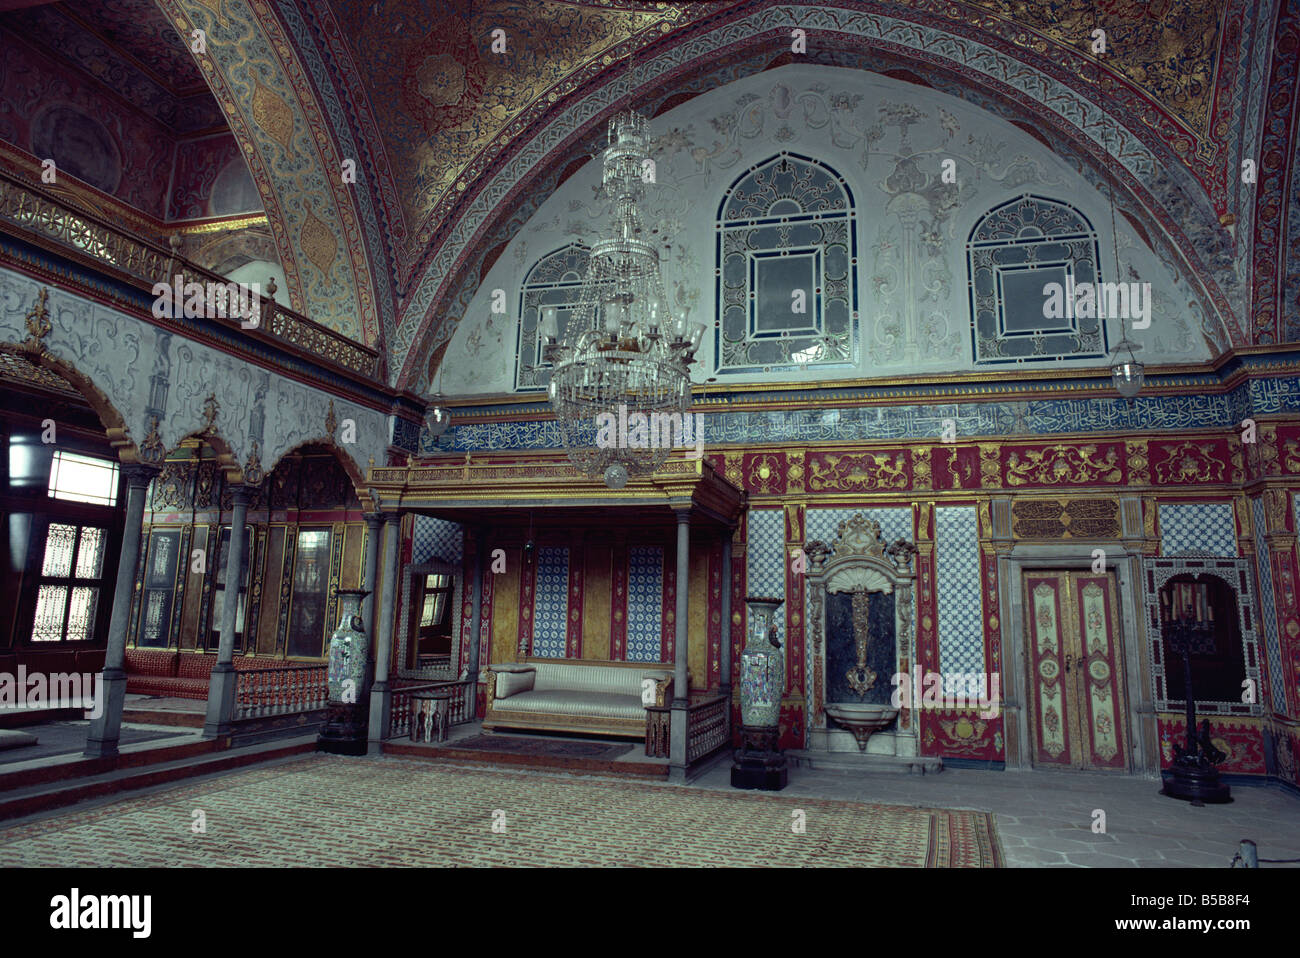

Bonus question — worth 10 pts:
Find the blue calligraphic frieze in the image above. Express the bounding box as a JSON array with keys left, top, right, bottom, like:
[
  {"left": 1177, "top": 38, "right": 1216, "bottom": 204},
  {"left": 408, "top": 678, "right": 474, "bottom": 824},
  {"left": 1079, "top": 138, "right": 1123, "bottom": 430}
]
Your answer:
[{"left": 424, "top": 371, "right": 1298, "bottom": 453}]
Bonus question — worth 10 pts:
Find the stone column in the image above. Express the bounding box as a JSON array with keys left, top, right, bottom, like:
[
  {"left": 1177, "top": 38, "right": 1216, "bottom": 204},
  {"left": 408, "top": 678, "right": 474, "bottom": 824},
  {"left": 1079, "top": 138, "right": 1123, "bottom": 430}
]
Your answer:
[
  {"left": 367, "top": 512, "right": 401, "bottom": 748},
  {"left": 85, "top": 464, "right": 156, "bottom": 758},
  {"left": 203, "top": 485, "right": 251, "bottom": 738},
  {"left": 719, "top": 528, "right": 733, "bottom": 699},
  {"left": 361, "top": 513, "right": 382, "bottom": 637},
  {"left": 670, "top": 508, "right": 691, "bottom": 776},
  {"left": 467, "top": 527, "right": 486, "bottom": 684}
]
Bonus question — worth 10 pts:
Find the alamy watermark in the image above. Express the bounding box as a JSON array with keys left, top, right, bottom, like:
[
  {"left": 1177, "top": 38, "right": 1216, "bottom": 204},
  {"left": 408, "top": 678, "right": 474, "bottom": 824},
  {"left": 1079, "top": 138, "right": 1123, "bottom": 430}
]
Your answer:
[
  {"left": 890, "top": 670, "right": 1000, "bottom": 720},
  {"left": 594, "top": 403, "right": 704, "bottom": 460},
  {"left": 0, "top": 668, "right": 102, "bottom": 719},
  {"left": 50, "top": 888, "right": 150, "bottom": 938},
  {"left": 1042, "top": 278, "right": 1151, "bottom": 329}
]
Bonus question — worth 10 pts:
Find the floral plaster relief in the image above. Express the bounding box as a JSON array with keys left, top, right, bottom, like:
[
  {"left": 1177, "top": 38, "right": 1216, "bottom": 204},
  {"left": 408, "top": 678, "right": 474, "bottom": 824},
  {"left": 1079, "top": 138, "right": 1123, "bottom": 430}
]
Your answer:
[
  {"left": 439, "top": 65, "right": 1212, "bottom": 396},
  {"left": 0, "top": 267, "right": 387, "bottom": 480}
]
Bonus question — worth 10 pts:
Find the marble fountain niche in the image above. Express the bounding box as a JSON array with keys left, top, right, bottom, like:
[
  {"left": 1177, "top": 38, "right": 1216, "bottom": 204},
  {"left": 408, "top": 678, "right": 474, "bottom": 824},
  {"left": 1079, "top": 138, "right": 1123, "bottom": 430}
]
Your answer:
[{"left": 798, "top": 514, "right": 941, "bottom": 774}]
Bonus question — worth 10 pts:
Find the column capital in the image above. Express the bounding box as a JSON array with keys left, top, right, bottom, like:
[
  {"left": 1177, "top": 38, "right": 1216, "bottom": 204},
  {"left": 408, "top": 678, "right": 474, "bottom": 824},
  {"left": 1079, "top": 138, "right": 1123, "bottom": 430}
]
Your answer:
[
  {"left": 121, "top": 462, "right": 161, "bottom": 487},
  {"left": 381, "top": 510, "right": 402, "bottom": 526},
  {"left": 364, "top": 511, "right": 384, "bottom": 530},
  {"left": 229, "top": 484, "right": 253, "bottom": 507},
  {"left": 674, "top": 507, "right": 691, "bottom": 524}
]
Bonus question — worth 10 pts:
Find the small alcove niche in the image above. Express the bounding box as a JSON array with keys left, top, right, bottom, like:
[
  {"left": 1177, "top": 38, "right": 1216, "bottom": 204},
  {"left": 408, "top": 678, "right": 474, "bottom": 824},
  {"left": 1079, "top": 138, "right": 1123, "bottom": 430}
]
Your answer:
[
  {"left": 804, "top": 514, "right": 931, "bottom": 768},
  {"left": 1143, "top": 556, "right": 1263, "bottom": 716}
]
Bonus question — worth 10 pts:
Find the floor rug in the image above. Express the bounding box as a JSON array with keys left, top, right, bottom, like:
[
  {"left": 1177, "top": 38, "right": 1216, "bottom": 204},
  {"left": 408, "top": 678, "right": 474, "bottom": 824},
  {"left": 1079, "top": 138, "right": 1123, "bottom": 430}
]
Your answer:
[
  {"left": 0, "top": 755, "right": 1003, "bottom": 867},
  {"left": 449, "top": 734, "right": 634, "bottom": 759}
]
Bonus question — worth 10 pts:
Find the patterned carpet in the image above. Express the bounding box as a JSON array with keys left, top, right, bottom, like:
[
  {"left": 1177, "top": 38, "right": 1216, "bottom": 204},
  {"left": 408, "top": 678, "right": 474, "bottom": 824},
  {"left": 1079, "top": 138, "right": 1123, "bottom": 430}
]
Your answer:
[{"left": 0, "top": 756, "right": 1003, "bottom": 867}]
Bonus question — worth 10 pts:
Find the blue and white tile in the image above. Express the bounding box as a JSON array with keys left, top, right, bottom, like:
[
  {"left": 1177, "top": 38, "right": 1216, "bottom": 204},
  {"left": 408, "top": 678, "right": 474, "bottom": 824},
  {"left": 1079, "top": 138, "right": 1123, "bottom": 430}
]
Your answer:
[
  {"left": 934, "top": 506, "right": 984, "bottom": 677},
  {"left": 1158, "top": 502, "right": 1237, "bottom": 556},
  {"left": 531, "top": 547, "right": 569, "bottom": 658},
  {"left": 412, "top": 516, "right": 463, "bottom": 565},
  {"left": 746, "top": 509, "right": 785, "bottom": 600},
  {"left": 806, "top": 507, "right": 912, "bottom": 548},
  {"left": 1251, "top": 498, "right": 1286, "bottom": 711},
  {"left": 627, "top": 545, "right": 664, "bottom": 663}
]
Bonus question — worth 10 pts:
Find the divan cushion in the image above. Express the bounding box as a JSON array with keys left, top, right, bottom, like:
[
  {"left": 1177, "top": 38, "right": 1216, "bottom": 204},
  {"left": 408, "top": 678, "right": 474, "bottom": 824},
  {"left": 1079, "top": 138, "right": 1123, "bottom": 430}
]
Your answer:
[
  {"left": 530, "top": 663, "right": 669, "bottom": 696},
  {"left": 493, "top": 670, "right": 535, "bottom": 699},
  {"left": 492, "top": 690, "right": 647, "bottom": 721}
]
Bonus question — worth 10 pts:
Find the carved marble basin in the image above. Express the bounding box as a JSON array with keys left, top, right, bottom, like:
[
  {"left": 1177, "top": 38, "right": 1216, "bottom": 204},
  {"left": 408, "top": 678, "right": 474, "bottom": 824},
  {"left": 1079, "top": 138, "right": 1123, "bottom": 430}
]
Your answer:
[{"left": 825, "top": 703, "right": 899, "bottom": 752}]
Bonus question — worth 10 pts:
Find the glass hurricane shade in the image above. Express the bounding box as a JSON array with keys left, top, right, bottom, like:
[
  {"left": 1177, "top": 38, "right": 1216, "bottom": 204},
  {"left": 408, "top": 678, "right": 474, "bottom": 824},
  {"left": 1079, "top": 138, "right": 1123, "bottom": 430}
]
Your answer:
[
  {"left": 425, "top": 405, "right": 450, "bottom": 438},
  {"left": 540, "top": 306, "right": 559, "bottom": 343},
  {"left": 1111, "top": 359, "right": 1144, "bottom": 399}
]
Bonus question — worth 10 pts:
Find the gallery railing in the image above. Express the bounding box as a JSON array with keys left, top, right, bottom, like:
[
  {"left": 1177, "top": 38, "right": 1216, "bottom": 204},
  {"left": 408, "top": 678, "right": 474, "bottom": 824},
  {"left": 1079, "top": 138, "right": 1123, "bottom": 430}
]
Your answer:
[
  {"left": 388, "top": 679, "right": 476, "bottom": 739},
  {"left": 0, "top": 169, "right": 383, "bottom": 381},
  {"left": 644, "top": 692, "right": 731, "bottom": 762},
  {"left": 233, "top": 665, "right": 328, "bottom": 719}
]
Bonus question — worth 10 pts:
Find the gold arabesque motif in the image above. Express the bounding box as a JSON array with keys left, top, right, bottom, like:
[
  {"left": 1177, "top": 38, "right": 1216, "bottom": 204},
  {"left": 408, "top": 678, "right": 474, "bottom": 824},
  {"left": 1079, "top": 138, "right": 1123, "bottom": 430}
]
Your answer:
[
  {"left": 1005, "top": 444, "right": 1122, "bottom": 486},
  {"left": 807, "top": 451, "right": 908, "bottom": 491}
]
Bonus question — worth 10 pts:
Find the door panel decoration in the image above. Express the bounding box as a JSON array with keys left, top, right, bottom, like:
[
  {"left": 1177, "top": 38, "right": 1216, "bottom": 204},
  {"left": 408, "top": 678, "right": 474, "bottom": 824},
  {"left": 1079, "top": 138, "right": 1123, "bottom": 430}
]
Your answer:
[{"left": 1023, "top": 571, "right": 1128, "bottom": 771}]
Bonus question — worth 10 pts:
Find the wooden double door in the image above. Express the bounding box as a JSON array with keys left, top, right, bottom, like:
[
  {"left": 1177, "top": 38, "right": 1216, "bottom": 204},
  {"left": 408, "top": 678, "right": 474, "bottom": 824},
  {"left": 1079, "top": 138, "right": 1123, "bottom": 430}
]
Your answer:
[{"left": 1023, "top": 571, "right": 1129, "bottom": 771}]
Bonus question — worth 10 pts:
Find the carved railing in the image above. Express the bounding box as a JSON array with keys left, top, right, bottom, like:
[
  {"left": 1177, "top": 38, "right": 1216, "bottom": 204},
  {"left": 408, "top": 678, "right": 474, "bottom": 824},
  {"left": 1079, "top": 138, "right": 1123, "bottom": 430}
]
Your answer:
[
  {"left": 233, "top": 665, "right": 328, "bottom": 719},
  {"left": 644, "top": 693, "right": 731, "bottom": 762},
  {"left": 0, "top": 170, "right": 383, "bottom": 381},
  {"left": 687, "top": 694, "right": 730, "bottom": 763},
  {"left": 388, "top": 679, "right": 476, "bottom": 739}
]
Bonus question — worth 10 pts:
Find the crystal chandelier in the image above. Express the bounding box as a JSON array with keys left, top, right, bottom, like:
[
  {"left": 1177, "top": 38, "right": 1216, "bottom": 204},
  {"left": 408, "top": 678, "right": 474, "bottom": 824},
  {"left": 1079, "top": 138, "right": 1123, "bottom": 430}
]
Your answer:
[{"left": 543, "top": 111, "right": 705, "bottom": 487}]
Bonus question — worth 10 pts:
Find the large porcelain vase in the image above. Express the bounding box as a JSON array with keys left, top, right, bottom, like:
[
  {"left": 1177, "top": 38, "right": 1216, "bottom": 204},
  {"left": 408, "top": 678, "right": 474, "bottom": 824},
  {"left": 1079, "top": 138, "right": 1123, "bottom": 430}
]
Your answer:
[
  {"left": 318, "top": 588, "right": 370, "bottom": 756},
  {"left": 327, "top": 589, "right": 370, "bottom": 705},
  {"left": 733, "top": 596, "right": 788, "bottom": 790},
  {"left": 740, "top": 597, "right": 785, "bottom": 727}
]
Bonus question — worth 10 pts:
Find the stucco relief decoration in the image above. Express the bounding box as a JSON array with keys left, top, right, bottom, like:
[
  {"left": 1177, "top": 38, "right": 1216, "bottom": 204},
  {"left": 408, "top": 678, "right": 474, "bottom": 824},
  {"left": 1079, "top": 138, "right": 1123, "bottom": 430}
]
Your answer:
[
  {"left": 1005, "top": 444, "right": 1123, "bottom": 486},
  {"left": 1151, "top": 440, "right": 1228, "bottom": 484},
  {"left": 140, "top": 416, "right": 167, "bottom": 466},
  {"left": 807, "top": 451, "right": 909, "bottom": 491},
  {"left": 19, "top": 287, "right": 52, "bottom": 356},
  {"left": 1284, "top": 439, "right": 1300, "bottom": 474}
]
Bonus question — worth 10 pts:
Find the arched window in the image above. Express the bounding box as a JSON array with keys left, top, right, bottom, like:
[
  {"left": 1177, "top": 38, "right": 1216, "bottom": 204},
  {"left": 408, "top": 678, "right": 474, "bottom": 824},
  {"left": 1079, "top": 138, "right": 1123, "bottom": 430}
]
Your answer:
[
  {"left": 514, "top": 244, "right": 589, "bottom": 391},
  {"left": 966, "top": 195, "right": 1106, "bottom": 364},
  {"left": 715, "top": 154, "right": 857, "bottom": 375}
]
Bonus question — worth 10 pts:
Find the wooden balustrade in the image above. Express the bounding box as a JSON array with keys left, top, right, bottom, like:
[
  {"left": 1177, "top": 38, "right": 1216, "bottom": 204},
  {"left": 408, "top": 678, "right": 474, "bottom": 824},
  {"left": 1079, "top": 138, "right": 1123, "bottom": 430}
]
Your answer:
[
  {"left": 686, "top": 694, "right": 730, "bottom": 763},
  {"left": 644, "top": 692, "right": 731, "bottom": 762},
  {"left": 233, "top": 665, "right": 328, "bottom": 719},
  {"left": 0, "top": 170, "right": 383, "bottom": 381},
  {"left": 388, "top": 679, "right": 475, "bottom": 739}
]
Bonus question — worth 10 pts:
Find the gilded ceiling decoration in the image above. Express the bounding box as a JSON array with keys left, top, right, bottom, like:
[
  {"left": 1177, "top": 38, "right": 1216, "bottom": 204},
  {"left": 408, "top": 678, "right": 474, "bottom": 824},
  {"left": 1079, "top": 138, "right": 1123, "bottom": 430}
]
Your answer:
[
  {"left": 152, "top": 0, "right": 387, "bottom": 349},
  {"left": 12, "top": 0, "right": 1291, "bottom": 376},
  {"left": 960, "top": 0, "right": 1224, "bottom": 155},
  {"left": 329, "top": 0, "right": 695, "bottom": 270}
]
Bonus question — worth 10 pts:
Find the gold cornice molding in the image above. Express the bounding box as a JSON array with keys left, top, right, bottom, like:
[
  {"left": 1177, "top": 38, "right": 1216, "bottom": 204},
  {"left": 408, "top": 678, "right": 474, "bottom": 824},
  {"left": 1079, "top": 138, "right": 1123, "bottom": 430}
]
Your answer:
[
  {"left": 439, "top": 352, "right": 1300, "bottom": 419},
  {"left": 366, "top": 453, "right": 746, "bottom": 522}
]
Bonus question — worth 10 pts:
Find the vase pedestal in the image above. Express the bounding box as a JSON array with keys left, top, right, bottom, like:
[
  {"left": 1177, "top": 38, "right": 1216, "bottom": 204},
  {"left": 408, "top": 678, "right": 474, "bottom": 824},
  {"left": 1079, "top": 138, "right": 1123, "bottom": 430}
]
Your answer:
[
  {"left": 731, "top": 725, "right": 788, "bottom": 791},
  {"left": 317, "top": 703, "right": 368, "bottom": 756}
]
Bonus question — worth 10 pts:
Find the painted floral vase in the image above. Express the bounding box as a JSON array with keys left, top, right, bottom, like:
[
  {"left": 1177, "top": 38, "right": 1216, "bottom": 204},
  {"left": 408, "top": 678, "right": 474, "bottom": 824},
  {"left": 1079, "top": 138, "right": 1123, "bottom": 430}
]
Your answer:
[
  {"left": 740, "top": 596, "right": 785, "bottom": 728},
  {"left": 327, "top": 589, "right": 370, "bottom": 705}
]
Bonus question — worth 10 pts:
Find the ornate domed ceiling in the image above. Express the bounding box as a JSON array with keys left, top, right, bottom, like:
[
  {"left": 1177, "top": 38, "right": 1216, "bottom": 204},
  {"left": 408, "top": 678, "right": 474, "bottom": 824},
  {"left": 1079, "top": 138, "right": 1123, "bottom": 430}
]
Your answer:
[{"left": 11, "top": 1, "right": 1298, "bottom": 386}]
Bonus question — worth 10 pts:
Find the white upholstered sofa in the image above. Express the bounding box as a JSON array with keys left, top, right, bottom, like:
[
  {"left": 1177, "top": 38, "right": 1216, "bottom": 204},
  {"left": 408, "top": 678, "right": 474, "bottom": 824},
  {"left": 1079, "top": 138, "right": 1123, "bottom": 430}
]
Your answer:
[{"left": 483, "top": 657, "right": 674, "bottom": 738}]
